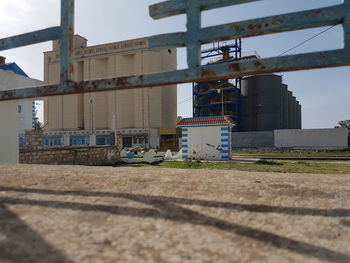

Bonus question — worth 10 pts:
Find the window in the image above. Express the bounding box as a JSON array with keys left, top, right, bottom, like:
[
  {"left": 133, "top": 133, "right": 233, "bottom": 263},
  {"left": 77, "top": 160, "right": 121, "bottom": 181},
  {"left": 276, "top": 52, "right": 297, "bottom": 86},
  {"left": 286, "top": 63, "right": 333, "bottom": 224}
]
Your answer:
[
  {"left": 70, "top": 136, "right": 90, "bottom": 146},
  {"left": 43, "top": 135, "right": 63, "bottom": 146},
  {"left": 96, "top": 136, "right": 111, "bottom": 146},
  {"left": 18, "top": 134, "right": 26, "bottom": 146},
  {"left": 18, "top": 105, "right": 22, "bottom": 113}
]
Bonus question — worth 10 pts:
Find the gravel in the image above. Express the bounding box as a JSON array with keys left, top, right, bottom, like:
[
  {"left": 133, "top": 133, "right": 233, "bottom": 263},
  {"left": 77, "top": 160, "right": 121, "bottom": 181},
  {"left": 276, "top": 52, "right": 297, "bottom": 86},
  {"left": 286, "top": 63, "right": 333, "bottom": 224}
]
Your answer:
[{"left": 0, "top": 164, "right": 349, "bottom": 263}]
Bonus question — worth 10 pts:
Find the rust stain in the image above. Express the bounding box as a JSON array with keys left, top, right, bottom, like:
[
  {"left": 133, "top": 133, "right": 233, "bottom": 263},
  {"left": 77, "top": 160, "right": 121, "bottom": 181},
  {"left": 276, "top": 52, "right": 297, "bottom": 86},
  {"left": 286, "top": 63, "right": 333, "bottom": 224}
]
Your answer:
[
  {"left": 248, "top": 24, "right": 262, "bottom": 30},
  {"left": 201, "top": 68, "right": 217, "bottom": 78},
  {"left": 229, "top": 63, "right": 240, "bottom": 72},
  {"left": 254, "top": 60, "right": 267, "bottom": 70},
  {"left": 115, "top": 76, "right": 130, "bottom": 87}
]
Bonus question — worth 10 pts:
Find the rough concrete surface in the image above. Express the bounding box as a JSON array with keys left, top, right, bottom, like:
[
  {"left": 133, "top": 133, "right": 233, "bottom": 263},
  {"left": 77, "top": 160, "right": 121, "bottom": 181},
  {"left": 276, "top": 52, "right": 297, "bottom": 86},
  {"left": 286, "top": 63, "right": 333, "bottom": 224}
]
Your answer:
[{"left": 0, "top": 164, "right": 349, "bottom": 263}]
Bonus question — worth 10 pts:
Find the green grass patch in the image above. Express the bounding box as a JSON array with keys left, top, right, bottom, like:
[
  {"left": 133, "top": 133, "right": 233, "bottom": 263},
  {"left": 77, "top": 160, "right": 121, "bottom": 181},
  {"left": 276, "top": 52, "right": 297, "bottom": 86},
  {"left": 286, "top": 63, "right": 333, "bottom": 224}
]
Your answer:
[
  {"left": 233, "top": 150, "right": 350, "bottom": 160},
  {"left": 234, "top": 150, "right": 350, "bottom": 159},
  {"left": 255, "top": 160, "right": 282, "bottom": 165},
  {"left": 151, "top": 160, "right": 350, "bottom": 174}
]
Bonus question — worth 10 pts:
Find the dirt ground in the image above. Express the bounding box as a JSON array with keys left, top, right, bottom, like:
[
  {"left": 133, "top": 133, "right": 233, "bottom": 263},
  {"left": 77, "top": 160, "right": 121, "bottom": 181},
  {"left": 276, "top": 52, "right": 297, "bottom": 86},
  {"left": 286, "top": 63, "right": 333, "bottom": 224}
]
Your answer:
[{"left": 0, "top": 164, "right": 349, "bottom": 263}]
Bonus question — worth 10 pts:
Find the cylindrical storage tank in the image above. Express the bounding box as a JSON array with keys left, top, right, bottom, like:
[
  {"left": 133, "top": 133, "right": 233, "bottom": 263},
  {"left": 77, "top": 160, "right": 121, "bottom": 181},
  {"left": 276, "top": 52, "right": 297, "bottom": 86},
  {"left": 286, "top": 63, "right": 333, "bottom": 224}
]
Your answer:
[
  {"left": 287, "top": 91, "right": 293, "bottom": 129},
  {"left": 241, "top": 74, "right": 283, "bottom": 131},
  {"left": 292, "top": 96, "right": 297, "bottom": 129},
  {"left": 297, "top": 102, "right": 302, "bottom": 129},
  {"left": 240, "top": 77, "right": 255, "bottom": 131},
  {"left": 238, "top": 96, "right": 250, "bottom": 131},
  {"left": 281, "top": 84, "right": 289, "bottom": 129}
]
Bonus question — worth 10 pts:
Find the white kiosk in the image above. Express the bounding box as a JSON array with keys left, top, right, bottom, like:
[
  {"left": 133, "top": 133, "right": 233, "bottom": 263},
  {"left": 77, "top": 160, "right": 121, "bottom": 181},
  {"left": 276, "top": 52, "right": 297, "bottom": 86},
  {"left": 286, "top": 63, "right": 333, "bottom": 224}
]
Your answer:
[{"left": 177, "top": 116, "right": 235, "bottom": 161}]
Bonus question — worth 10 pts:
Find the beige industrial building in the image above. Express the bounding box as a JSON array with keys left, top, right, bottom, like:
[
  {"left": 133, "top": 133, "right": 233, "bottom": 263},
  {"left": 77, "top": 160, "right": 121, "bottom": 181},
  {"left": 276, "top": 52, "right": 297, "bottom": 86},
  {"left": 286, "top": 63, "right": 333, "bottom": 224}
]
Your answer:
[{"left": 43, "top": 35, "right": 177, "bottom": 148}]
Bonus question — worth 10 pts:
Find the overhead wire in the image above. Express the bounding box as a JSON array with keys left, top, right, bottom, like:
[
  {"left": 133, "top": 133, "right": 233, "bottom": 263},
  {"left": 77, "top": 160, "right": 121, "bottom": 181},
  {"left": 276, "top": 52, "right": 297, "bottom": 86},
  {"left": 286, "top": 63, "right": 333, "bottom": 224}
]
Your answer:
[
  {"left": 278, "top": 24, "right": 337, "bottom": 56},
  {"left": 178, "top": 24, "right": 338, "bottom": 106},
  {"left": 177, "top": 98, "right": 192, "bottom": 105}
]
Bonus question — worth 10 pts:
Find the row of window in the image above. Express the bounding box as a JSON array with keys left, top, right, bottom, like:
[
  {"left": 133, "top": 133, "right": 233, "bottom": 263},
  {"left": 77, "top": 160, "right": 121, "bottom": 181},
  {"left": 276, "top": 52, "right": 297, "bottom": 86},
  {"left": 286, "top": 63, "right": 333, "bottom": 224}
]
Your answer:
[
  {"left": 43, "top": 135, "right": 63, "bottom": 146},
  {"left": 42, "top": 135, "right": 112, "bottom": 146}
]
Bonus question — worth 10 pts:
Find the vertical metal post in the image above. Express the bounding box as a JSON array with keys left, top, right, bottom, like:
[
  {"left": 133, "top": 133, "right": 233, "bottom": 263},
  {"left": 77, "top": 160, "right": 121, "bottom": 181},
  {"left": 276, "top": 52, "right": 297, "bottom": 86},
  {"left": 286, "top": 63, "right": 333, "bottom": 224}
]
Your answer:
[
  {"left": 60, "top": 0, "right": 75, "bottom": 85},
  {"left": 344, "top": 0, "right": 350, "bottom": 51},
  {"left": 186, "top": 2, "right": 201, "bottom": 77}
]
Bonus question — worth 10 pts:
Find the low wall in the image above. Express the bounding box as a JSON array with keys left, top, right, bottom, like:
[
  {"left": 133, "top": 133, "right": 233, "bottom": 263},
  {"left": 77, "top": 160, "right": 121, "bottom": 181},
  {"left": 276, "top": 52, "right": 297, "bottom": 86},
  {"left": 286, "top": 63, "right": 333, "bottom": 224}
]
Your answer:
[
  {"left": 232, "top": 131, "right": 274, "bottom": 148},
  {"left": 20, "top": 146, "right": 120, "bottom": 165},
  {"left": 232, "top": 128, "right": 349, "bottom": 150},
  {"left": 274, "top": 128, "right": 348, "bottom": 149}
]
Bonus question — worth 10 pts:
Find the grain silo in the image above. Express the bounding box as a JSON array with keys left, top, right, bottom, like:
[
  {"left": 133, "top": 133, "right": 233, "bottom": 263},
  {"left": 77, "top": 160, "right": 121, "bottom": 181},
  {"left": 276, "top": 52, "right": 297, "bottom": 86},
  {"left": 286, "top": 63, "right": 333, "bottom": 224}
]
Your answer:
[{"left": 240, "top": 74, "right": 301, "bottom": 131}]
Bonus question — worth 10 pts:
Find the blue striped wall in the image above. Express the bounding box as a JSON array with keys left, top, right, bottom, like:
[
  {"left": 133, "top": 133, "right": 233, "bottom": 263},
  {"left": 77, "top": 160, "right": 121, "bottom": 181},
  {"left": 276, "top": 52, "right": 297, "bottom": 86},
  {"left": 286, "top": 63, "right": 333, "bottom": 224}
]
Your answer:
[
  {"left": 181, "top": 125, "right": 231, "bottom": 160},
  {"left": 220, "top": 127, "right": 231, "bottom": 160}
]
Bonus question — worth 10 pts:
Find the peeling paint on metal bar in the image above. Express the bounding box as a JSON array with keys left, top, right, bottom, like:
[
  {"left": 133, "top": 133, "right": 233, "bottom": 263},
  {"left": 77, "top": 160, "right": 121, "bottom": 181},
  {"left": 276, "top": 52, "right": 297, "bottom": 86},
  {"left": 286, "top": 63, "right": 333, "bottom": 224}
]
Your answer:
[
  {"left": 149, "top": 4, "right": 345, "bottom": 49},
  {"left": 200, "top": 5, "right": 344, "bottom": 43},
  {"left": 0, "top": 27, "right": 61, "bottom": 51},
  {"left": 1, "top": 49, "right": 349, "bottom": 101},
  {"left": 0, "top": 0, "right": 75, "bottom": 95},
  {"left": 60, "top": 0, "right": 75, "bottom": 84},
  {"left": 1, "top": 0, "right": 350, "bottom": 102},
  {"left": 150, "top": 0, "right": 259, "bottom": 19}
]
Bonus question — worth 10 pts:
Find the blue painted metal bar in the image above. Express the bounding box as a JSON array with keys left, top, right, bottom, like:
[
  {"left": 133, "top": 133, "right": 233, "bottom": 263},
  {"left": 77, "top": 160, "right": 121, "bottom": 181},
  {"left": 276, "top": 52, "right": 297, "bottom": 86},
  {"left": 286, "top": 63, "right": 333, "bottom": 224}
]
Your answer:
[
  {"left": 60, "top": 0, "right": 75, "bottom": 84},
  {"left": 0, "top": 49, "right": 349, "bottom": 101},
  {"left": 0, "top": 27, "right": 61, "bottom": 51},
  {"left": 149, "top": 32, "right": 186, "bottom": 48},
  {"left": 149, "top": 0, "right": 259, "bottom": 19},
  {"left": 344, "top": 0, "right": 350, "bottom": 50},
  {"left": 0, "top": 0, "right": 350, "bottom": 102},
  {"left": 149, "top": 4, "right": 345, "bottom": 48},
  {"left": 186, "top": 2, "right": 201, "bottom": 74}
]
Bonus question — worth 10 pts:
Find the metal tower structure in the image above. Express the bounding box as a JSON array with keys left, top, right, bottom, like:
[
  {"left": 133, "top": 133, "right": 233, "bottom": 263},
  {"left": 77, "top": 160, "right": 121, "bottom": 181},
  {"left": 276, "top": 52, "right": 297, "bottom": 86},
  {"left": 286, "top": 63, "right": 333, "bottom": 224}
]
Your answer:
[{"left": 193, "top": 39, "right": 244, "bottom": 127}]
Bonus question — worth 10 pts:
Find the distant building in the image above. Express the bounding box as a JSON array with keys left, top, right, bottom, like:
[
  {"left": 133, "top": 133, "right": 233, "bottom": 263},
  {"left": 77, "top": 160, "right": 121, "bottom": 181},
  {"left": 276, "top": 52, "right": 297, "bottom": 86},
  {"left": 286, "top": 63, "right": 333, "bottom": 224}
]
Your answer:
[
  {"left": 193, "top": 73, "right": 302, "bottom": 132},
  {"left": 43, "top": 35, "right": 177, "bottom": 149},
  {"left": 0, "top": 56, "right": 28, "bottom": 77},
  {"left": 0, "top": 67, "right": 43, "bottom": 163},
  {"left": 0, "top": 56, "right": 41, "bottom": 146},
  {"left": 240, "top": 74, "right": 301, "bottom": 131}
]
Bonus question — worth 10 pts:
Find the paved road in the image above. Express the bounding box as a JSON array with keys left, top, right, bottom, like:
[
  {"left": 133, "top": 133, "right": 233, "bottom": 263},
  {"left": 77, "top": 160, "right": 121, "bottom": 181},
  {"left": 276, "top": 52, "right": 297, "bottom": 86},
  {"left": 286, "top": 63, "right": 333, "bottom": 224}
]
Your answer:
[{"left": 0, "top": 164, "right": 349, "bottom": 263}]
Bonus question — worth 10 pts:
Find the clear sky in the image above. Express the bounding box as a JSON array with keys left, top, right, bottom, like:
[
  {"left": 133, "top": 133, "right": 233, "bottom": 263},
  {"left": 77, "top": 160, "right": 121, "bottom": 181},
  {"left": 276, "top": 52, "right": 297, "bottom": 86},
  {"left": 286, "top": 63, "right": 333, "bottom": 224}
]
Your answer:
[{"left": 0, "top": 0, "right": 349, "bottom": 128}]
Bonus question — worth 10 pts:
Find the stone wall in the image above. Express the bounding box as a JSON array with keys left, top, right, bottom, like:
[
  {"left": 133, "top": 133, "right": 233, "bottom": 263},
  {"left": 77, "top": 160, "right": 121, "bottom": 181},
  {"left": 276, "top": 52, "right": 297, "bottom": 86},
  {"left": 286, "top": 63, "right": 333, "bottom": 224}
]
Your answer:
[
  {"left": 25, "top": 130, "right": 44, "bottom": 149},
  {"left": 20, "top": 146, "right": 120, "bottom": 165},
  {"left": 20, "top": 130, "right": 121, "bottom": 165}
]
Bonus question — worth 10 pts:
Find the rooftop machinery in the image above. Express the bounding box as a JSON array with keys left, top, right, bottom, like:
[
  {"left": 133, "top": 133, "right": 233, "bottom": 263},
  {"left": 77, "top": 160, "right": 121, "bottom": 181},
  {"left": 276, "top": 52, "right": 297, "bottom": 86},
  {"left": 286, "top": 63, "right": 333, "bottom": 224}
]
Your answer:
[{"left": 193, "top": 39, "right": 258, "bottom": 129}]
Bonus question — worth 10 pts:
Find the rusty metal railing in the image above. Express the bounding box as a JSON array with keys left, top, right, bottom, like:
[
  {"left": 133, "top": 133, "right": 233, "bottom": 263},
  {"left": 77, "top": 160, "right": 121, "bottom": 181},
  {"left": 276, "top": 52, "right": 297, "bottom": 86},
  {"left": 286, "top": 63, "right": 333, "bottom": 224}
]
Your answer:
[
  {"left": 0, "top": 0, "right": 349, "bottom": 101},
  {"left": 0, "top": 0, "right": 75, "bottom": 93}
]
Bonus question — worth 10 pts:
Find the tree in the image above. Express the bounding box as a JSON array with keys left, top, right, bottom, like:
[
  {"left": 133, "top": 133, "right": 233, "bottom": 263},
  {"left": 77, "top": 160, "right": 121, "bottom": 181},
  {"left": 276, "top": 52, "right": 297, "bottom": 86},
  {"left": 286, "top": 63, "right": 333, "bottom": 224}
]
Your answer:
[
  {"left": 335, "top": 120, "right": 350, "bottom": 130},
  {"left": 176, "top": 116, "right": 183, "bottom": 123}
]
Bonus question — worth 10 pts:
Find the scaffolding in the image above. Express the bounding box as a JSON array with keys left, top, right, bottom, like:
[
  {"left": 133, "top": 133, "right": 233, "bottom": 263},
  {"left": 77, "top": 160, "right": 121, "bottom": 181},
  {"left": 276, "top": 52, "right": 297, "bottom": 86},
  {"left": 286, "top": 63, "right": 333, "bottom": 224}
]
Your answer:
[{"left": 193, "top": 40, "right": 257, "bottom": 128}]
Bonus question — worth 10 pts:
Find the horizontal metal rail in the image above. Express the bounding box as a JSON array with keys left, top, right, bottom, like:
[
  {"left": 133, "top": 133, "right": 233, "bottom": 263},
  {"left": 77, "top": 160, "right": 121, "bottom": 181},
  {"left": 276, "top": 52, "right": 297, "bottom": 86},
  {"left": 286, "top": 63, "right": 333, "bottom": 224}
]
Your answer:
[
  {"left": 0, "top": 27, "right": 61, "bottom": 51},
  {"left": 0, "top": 0, "right": 350, "bottom": 101},
  {"left": 149, "top": 0, "right": 260, "bottom": 19},
  {"left": 0, "top": 49, "right": 348, "bottom": 101},
  {"left": 149, "top": 5, "right": 346, "bottom": 48},
  {"left": 0, "top": 0, "right": 74, "bottom": 99}
]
